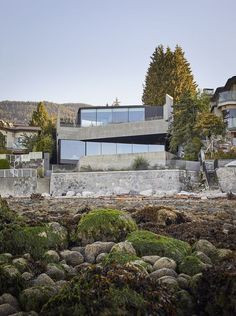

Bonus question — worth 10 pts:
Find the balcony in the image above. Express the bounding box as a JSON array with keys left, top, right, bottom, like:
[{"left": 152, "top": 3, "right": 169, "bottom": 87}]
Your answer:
[{"left": 218, "top": 91, "right": 236, "bottom": 107}]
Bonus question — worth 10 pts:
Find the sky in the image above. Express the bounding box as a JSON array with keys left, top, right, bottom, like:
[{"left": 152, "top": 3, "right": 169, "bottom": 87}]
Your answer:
[{"left": 0, "top": 0, "right": 235, "bottom": 106}]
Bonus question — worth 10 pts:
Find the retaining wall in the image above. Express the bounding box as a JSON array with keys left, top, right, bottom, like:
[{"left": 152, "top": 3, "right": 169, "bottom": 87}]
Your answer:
[
  {"left": 50, "top": 169, "right": 199, "bottom": 196},
  {"left": 0, "top": 169, "right": 37, "bottom": 197},
  {"left": 216, "top": 167, "right": 236, "bottom": 192}
]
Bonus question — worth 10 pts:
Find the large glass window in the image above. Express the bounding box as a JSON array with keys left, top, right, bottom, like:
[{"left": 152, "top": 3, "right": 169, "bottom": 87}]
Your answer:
[
  {"left": 60, "top": 140, "right": 85, "bottom": 161},
  {"left": 133, "top": 144, "right": 149, "bottom": 153},
  {"left": 112, "top": 108, "right": 128, "bottom": 123},
  {"left": 81, "top": 109, "right": 97, "bottom": 127},
  {"left": 86, "top": 142, "right": 101, "bottom": 156},
  {"left": 117, "top": 143, "right": 132, "bottom": 154},
  {"left": 128, "top": 107, "right": 145, "bottom": 122},
  {"left": 101, "top": 143, "right": 117, "bottom": 155},
  {"left": 148, "top": 144, "right": 164, "bottom": 152},
  {"left": 97, "top": 109, "right": 113, "bottom": 126}
]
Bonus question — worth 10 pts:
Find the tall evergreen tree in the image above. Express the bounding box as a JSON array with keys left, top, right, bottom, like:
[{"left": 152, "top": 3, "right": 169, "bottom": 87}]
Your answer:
[{"left": 142, "top": 45, "right": 197, "bottom": 105}]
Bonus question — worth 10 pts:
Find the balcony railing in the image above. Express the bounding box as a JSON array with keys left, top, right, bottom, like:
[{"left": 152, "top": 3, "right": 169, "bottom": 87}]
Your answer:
[{"left": 218, "top": 91, "right": 236, "bottom": 106}]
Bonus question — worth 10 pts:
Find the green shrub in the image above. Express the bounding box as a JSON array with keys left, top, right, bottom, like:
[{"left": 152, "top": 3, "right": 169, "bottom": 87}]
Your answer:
[
  {"left": 42, "top": 264, "right": 176, "bottom": 315},
  {"left": 0, "top": 159, "right": 10, "bottom": 169},
  {"left": 77, "top": 209, "right": 137, "bottom": 244},
  {"left": 131, "top": 156, "right": 149, "bottom": 170},
  {"left": 179, "top": 256, "right": 206, "bottom": 276},
  {"left": 0, "top": 264, "right": 23, "bottom": 295},
  {"left": 127, "top": 230, "right": 191, "bottom": 264}
]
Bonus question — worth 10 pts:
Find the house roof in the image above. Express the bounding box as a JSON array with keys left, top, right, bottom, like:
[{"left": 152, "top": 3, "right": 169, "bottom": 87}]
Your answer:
[
  {"left": 0, "top": 124, "right": 41, "bottom": 132},
  {"left": 212, "top": 76, "right": 236, "bottom": 101}
]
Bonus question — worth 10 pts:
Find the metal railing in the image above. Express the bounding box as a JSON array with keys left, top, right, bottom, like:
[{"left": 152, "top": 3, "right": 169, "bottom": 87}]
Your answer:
[{"left": 0, "top": 168, "right": 37, "bottom": 178}]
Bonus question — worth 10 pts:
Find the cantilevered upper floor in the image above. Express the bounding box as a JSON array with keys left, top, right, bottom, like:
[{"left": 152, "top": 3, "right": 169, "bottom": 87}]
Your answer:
[{"left": 57, "top": 94, "right": 173, "bottom": 142}]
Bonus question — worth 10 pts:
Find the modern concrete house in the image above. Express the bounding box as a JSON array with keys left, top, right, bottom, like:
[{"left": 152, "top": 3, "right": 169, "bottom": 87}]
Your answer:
[
  {"left": 211, "top": 76, "right": 236, "bottom": 146},
  {"left": 0, "top": 121, "right": 41, "bottom": 153},
  {"left": 57, "top": 95, "right": 173, "bottom": 169}
]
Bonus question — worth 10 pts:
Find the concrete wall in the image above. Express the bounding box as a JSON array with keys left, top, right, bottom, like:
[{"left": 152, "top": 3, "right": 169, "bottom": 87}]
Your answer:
[
  {"left": 0, "top": 177, "right": 37, "bottom": 197},
  {"left": 50, "top": 169, "right": 199, "bottom": 196},
  {"left": 79, "top": 151, "right": 167, "bottom": 171},
  {"left": 216, "top": 167, "right": 236, "bottom": 192},
  {"left": 58, "top": 118, "right": 169, "bottom": 141}
]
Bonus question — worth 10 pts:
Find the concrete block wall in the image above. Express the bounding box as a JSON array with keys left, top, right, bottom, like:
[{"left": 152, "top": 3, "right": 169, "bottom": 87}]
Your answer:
[
  {"left": 0, "top": 177, "right": 37, "bottom": 197},
  {"left": 50, "top": 169, "right": 199, "bottom": 196}
]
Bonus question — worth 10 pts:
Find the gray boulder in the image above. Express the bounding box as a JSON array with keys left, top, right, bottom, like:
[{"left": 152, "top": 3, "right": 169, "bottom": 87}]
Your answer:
[
  {"left": 150, "top": 268, "right": 177, "bottom": 280},
  {"left": 0, "top": 293, "right": 19, "bottom": 310},
  {"left": 12, "top": 258, "right": 28, "bottom": 273},
  {"left": 44, "top": 250, "right": 60, "bottom": 263},
  {"left": 60, "top": 250, "right": 84, "bottom": 266},
  {"left": 141, "top": 255, "right": 161, "bottom": 265},
  {"left": 111, "top": 241, "right": 136, "bottom": 255},
  {"left": 33, "top": 273, "right": 55, "bottom": 286},
  {"left": 84, "top": 242, "right": 115, "bottom": 263},
  {"left": 46, "top": 264, "right": 65, "bottom": 281},
  {"left": 193, "top": 239, "right": 218, "bottom": 261},
  {"left": 153, "top": 257, "right": 177, "bottom": 271}
]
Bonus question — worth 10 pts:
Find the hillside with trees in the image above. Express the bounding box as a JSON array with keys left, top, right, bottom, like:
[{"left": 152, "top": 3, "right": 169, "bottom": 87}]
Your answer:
[{"left": 0, "top": 101, "right": 93, "bottom": 124}]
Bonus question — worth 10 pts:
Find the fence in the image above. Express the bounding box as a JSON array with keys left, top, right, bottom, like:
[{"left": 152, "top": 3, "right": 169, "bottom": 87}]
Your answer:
[{"left": 0, "top": 168, "right": 37, "bottom": 178}]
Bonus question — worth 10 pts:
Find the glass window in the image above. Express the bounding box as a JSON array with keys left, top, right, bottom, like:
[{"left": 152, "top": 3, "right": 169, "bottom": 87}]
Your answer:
[
  {"left": 148, "top": 144, "right": 164, "bottom": 152},
  {"left": 112, "top": 108, "right": 128, "bottom": 123},
  {"left": 133, "top": 144, "right": 149, "bottom": 153},
  {"left": 81, "top": 109, "right": 97, "bottom": 127},
  {"left": 101, "top": 143, "right": 117, "bottom": 155},
  {"left": 60, "top": 140, "right": 85, "bottom": 160},
  {"left": 117, "top": 143, "right": 132, "bottom": 154},
  {"left": 128, "top": 107, "right": 145, "bottom": 122},
  {"left": 86, "top": 142, "right": 101, "bottom": 156},
  {"left": 97, "top": 109, "right": 112, "bottom": 126}
]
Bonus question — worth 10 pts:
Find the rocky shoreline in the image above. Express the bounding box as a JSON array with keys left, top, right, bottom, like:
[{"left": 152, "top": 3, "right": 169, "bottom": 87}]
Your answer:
[{"left": 0, "top": 195, "right": 236, "bottom": 315}]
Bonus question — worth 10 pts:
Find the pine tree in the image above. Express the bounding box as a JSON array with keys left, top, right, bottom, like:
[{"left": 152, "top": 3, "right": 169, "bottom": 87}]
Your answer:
[
  {"left": 30, "top": 102, "right": 51, "bottom": 133},
  {"left": 142, "top": 45, "right": 197, "bottom": 105}
]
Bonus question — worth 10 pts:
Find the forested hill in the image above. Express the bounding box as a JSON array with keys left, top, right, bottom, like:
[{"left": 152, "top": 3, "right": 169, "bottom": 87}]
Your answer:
[{"left": 0, "top": 100, "right": 93, "bottom": 124}]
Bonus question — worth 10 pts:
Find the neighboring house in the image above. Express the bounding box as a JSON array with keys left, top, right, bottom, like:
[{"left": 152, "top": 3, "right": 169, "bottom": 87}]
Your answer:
[
  {"left": 0, "top": 121, "right": 41, "bottom": 152},
  {"left": 211, "top": 76, "right": 236, "bottom": 146},
  {"left": 57, "top": 95, "right": 173, "bottom": 169}
]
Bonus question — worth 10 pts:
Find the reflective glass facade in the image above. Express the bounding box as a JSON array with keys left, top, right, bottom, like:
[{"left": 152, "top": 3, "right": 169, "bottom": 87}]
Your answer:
[
  {"left": 80, "top": 107, "right": 145, "bottom": 127},
  {"left": 60, "top": 139, "right": 164, "bottom": 162}
]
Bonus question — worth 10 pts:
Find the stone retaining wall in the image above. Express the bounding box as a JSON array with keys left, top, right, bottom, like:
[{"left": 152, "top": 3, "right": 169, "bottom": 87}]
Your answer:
[
  {"left": 50, "top": 169, "right": 199, "bottom": 196},
  {"left": 216, "top": 167, "right": 236, "bottom": 192}
]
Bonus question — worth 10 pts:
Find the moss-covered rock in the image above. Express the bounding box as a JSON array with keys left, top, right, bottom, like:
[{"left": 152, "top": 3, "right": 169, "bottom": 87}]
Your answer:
[
  {"left": 179, "top": 256, "right": 206, "bottom": 276},
  {"left": 127, "top": 230, "right": 191, "bottom": 264},
  {"left": 0, "top": 224, "right": 68, "bottom": 260},
  {"left": 102, "top": 251, "right": 140, "bottom": 266},
  {"left": 20, "top": 285, "right": 58, "bottom": 313},
  {"left": 77, "top": 209, "right": 137, "bottom": 245},
  {"left": 0, "top": 264, "right": 23, "bottom": 295}
]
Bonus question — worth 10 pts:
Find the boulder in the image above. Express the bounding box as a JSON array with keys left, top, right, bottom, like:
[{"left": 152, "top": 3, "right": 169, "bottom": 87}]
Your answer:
[
  {"left": 96, "top": 253, "right": 107, "bottom": 263},
  {"left": 66, "top": 191, "right": 75, "bottom": 197},
  {"left": 0, "top": 293, "right": 19, "bottom": 310},
  {"left": 150, "top": 268, "right": 177, "bottom": 280},
  {"left": 33, "top": 273, "right": 55, "bottom": 286},
  {"left": 0, "top": 253, "right": 13, "bottom": 265},
  {"left": 153, "top": 257, "right": 177, "bottom": 271},
  {"left": 141, "top": 255, "right": 161, "bottom": 265},
  {"left": 21, "top": 272, "right": 34, "bottom": 282},
  {"left": 217, "top": 248, "right": 233, "bottom": 261},
  {"left": 179, "top": 256, "right": 207, "bottom": 276},
  {"left": 193, "top": 239, "right": 218, "bottom": 261},
  {"left": 44, "top": 250, "right": 60, "bottom": 263},
  {"left": 46, "top": 264, "right": 65, "bottom": 281},
  {"left": 193, "top": 251, "right": 212, "bottom": 265},
  {"left": 157, "top": 276, "right": 179, "bottom": 288},
  {"left": 19, "top": 286, "right": 58, "bottom": 312},
  {"left": 0, "top": 303, "right": 17, "bottom": 316},
  {"left": 84, "top": 242, "right": 115, "bottom": 263},
  {"left": 60, "top": 250, "right": 84, "bottom": 266},
  {"left": 111, "top": 241, "right": 136, "bottom": 255},
  {"left": 12, "top": 258, "right": 28, "bottom": 273}
]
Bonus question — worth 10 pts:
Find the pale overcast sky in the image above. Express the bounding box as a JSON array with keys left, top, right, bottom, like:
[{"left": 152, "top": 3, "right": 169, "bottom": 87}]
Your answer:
[{"left": 0, "top": 0, "right": 235, "bottom": 106}]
